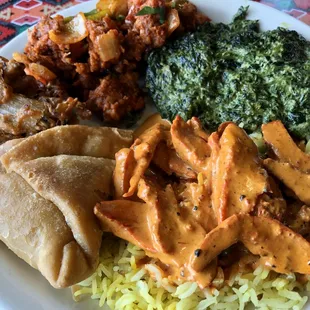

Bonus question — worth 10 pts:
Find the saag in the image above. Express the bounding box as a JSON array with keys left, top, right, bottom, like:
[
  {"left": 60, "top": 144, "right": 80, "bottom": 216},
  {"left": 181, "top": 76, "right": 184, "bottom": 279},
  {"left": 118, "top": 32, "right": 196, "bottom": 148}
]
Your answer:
[{"left": 146, "top": 7, "right": 310, "bottom": 139}]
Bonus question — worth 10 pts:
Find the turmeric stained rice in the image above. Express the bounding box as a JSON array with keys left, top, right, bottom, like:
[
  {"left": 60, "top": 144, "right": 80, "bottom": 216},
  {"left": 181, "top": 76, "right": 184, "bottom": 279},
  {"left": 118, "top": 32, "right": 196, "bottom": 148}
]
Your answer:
[{"left": 73, "top": 235, "right": 310, "bottom": 310}]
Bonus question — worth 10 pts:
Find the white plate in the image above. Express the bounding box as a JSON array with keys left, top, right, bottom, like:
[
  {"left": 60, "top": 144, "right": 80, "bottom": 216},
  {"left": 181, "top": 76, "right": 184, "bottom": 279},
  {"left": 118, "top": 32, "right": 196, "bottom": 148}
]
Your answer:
[{"left": 0, "top": 1, "right": 310, "bottom": 309}]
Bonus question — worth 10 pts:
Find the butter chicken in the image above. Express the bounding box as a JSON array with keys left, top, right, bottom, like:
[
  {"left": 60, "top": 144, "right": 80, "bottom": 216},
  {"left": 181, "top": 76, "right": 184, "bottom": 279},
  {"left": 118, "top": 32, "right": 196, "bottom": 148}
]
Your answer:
[{"left": 95, "top": 116, "right": 310, "bottom": 289}]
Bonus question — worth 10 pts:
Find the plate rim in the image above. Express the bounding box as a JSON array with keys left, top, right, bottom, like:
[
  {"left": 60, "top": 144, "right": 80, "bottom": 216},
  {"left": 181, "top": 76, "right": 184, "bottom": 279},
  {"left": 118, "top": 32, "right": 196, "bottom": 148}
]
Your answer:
[{"left": 0, "top": 1, "right": 310, "bottom": 309}]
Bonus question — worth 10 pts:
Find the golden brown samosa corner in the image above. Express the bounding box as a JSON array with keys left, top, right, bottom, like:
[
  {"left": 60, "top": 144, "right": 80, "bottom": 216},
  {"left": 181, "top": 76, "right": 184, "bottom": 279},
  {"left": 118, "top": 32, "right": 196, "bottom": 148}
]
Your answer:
[{"left": 0, "top": 125, "right": 133, "bottom": 288}]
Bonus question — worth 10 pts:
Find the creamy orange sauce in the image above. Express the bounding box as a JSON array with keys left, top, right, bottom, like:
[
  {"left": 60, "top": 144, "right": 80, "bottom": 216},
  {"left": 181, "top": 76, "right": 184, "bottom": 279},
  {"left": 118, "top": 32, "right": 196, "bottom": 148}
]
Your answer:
[{"left": 95, "top": 117, "right": 310, "bottom": 289}]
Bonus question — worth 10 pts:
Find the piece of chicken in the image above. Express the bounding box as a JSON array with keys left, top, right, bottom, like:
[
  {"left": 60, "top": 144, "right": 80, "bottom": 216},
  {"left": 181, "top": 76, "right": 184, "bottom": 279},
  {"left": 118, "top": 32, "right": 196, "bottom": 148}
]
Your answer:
[
  {"left": 115, "top": 117, "right": 198, "bottom": 197},
  {"left": 209, "top": 123, "right": 270, "bottom": 223},
  {"left": 136, "top": 177, "right": 208, "bottom": 256},
  {"left": 190, "top": 214, "right": 310, "bottom": 275},
  {"left": 171, "top": 116, "right": 211, "bottom": 176},
  {"left": 152, "top": 142, "right": 196, "bottom": 179},
  {"left": 262, "top": 120, "right": 310, "bottom": 173},
  {"left": 264, "top": 159, "right": 310, "bottom": 205},
  {"left": 97, "top": 177, "right": 191, "bottom": 256},
  {"left": 122, "top": 123, "right": 169, "bottom": 197},
  {"left": 113, "top": 148, "right": 134, "bottom": 198},
  {"left": 95, "top": 199, "right": 158, "bottom": 252},
  {"left": 263, "top": 121, "right": 310, "bottom": 205},
  {"left": 133, "top": 114, "right": 196, "bottom": 179}
]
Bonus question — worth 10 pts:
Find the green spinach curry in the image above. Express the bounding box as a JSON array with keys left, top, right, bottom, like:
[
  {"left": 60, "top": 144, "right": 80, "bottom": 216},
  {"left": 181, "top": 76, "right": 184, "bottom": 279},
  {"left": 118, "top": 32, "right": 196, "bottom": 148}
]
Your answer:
[{"left": 146, "top": 7, "right": 310, "bottom": 139}]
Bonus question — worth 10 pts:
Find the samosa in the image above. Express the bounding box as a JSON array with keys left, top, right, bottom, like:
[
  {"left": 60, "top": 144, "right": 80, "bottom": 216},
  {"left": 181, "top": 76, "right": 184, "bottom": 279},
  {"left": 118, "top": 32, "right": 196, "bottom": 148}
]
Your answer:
[{"left": 0, "top": 125, "right": 132, "bottom": 288}]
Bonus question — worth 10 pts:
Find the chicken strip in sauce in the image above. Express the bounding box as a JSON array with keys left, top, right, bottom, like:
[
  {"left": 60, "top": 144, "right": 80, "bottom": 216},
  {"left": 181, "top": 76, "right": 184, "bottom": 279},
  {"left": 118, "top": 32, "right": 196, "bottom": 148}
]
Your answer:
[
  {"left": 171, "top": 115, "right": 210, "bottom": 176},
  {"left": 263, "top": 121, "right": 310, "bottom": 205},
  {"left": 191, "top": 213, "right": 310, "bottom": 275},
  {"left": 209, "top": 122, "right": 270, "bottom": 223}
]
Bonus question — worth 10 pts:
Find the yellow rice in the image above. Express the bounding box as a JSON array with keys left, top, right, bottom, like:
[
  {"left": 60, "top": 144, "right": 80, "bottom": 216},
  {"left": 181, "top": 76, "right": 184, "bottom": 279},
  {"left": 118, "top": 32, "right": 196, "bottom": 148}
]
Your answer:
[{"left": 73, "top": 235, "right": 310, "bottom": 310}]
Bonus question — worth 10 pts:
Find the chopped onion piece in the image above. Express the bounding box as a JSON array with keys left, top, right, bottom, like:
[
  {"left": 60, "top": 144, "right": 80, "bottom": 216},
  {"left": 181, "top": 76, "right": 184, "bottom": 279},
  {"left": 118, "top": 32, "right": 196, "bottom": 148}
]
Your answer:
[
  {"left": 167, "top": 9, "right": 180, "bottom": 36},
  {"left": 96, "top": 0, "right": 128, "bottom": 17},
  {"left": 86, "top": 10, "right": 109, "bottom": 21},
  {"left": 25, "top": 63, "right": 56, "bottom": 85},
  {"left": 49, "top": 13, "right": 88, "bottom": 45},
  {"left": 96, "top": 30, "right": 122, "bottom": 62},
  {"left": 12, "top": 52, "right": 30, "bottom": 65}
]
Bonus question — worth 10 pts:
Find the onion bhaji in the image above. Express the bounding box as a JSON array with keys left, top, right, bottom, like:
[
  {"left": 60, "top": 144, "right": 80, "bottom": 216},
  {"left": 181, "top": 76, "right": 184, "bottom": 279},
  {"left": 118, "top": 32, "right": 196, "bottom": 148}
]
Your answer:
[{"left": 0, "top": 0, "right": 209, "bottom": 142}]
